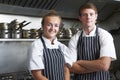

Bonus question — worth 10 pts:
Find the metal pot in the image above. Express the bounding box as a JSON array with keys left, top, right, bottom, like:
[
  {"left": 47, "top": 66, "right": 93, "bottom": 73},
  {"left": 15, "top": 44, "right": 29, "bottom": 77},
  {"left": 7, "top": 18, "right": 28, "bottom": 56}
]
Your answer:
[
  {"left": 0, "top": 19, "right": 32, "bottom": 39},
  {"left": 65, "top": 28, "right": 72, "bottom": 39},
  {"left": 29, "top": 29, "right": 39, "bottom": 39},
  {"left": 0, "top": 23, "right": 10, "bottom": 38},
  {"left": 8, "top": 20, "right": 31, "bottom": 39},
  {"left": 21, "top": 30, "right": 30, "bottom": 39}
]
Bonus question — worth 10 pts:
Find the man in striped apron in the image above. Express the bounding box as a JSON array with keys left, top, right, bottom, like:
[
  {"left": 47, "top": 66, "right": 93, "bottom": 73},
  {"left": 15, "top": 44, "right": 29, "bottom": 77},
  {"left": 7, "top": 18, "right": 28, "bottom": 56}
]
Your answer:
[{"left": 68, "top": 3, "right": 116, "bottom": 80}]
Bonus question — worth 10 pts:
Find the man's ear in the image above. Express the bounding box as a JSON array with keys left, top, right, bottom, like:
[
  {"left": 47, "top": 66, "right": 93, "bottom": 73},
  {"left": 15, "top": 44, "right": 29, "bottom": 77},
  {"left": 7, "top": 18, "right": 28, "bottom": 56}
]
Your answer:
[{"left": 95, "top": 14, "right": 98, "bottom": 20}]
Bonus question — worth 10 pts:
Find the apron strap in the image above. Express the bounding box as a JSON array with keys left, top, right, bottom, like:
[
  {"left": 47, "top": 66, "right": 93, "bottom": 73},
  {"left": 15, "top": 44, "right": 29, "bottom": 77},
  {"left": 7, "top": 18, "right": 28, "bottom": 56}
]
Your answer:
[
  {"left": 95, "top": 27, "right": 99, "bottom": 36},
  {"left": 40, "top": 37, "right": 47, "bottom": 50}
]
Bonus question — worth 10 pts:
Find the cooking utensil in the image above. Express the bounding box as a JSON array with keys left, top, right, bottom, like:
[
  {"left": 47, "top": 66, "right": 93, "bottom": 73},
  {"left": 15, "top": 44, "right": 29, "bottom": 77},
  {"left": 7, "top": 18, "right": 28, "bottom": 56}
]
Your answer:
[{"left": 0, "top": 23, "right": 10, "bottom": 38}]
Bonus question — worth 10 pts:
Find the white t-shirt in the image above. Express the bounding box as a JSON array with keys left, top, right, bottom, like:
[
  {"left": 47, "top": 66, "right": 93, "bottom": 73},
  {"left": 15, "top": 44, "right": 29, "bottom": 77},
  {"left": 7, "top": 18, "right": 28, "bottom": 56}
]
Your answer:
[
  {"left": 68, "top": 27, "right": 117, "bottom": 62},
  {"left": 29, "top": 36, "right": 73, "bottom": 70}
]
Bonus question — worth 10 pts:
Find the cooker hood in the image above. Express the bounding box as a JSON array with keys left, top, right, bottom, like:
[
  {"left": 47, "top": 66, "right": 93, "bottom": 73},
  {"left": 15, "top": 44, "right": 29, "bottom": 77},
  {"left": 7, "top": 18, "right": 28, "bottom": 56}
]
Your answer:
[{"left": 0, "top": 0, "right": 120, "bottom": 21}]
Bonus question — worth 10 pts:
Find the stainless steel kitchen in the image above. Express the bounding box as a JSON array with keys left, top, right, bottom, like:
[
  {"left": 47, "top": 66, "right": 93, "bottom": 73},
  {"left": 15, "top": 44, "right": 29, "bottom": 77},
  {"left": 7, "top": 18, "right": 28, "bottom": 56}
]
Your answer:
[{"left": 0, "top": 0, "right": 120, "bottom": 80}]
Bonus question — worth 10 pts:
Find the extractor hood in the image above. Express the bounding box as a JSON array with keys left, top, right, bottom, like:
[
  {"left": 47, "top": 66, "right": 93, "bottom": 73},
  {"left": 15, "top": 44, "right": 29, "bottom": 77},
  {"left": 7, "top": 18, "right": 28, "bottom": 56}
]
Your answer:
[{"left": 0, "top": 0, "right": 120, "bottom": 21}]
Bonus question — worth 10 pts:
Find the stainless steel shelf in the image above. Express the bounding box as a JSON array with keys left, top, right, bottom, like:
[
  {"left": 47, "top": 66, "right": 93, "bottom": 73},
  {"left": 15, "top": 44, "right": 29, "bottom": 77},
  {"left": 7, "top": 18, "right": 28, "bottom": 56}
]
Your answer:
[
  {"left": 0, "top": 39, "right": 70, "bottom": 41},
  {"left": 0, "top": 39, "right": 36, "bottom": 41}
]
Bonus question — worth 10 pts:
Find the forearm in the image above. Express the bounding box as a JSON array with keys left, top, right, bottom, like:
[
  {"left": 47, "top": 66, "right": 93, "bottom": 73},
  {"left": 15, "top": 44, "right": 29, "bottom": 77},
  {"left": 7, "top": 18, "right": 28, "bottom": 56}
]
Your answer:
[
  {"left": 64, "top": 64, "right": 70, "bottom": 80},
  {"left": 70, "top": 62, "right": 93, "bottom": 74},
  {"left": 31, "top": 70, "right": 48, "bottom": 80},
  {"left": 77, "top": 57, "right": 111, "bottom": 71}
]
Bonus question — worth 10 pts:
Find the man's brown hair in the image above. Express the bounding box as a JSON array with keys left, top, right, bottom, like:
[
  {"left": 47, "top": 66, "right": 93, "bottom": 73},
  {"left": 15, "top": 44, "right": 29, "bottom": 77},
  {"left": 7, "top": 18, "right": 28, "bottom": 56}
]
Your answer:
[{"left": 79, "top": 3, "right": 98, "bottom": 16}]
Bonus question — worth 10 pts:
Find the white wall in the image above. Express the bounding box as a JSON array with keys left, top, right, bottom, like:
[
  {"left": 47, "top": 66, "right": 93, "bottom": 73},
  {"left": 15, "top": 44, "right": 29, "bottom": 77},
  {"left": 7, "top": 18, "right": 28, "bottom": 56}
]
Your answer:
[{"left": 0, "top": 14, "right": 42, "bottom": 29}]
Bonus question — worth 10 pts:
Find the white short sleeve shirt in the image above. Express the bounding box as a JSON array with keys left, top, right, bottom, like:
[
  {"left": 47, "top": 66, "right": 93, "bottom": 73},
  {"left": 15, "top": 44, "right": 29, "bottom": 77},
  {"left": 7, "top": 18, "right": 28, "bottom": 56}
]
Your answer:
[
  {"left": 68, "top": 27, "right": 117, "bottom": 62},
  {"left": 29, "top": 36, "right": 73, "bottom": 70}
]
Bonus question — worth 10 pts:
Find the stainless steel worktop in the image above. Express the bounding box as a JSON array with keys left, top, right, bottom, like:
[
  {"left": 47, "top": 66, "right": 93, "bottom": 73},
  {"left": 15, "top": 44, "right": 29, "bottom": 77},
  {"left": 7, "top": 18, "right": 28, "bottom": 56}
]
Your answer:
[{"left": 0, "top": 39, "right": 35, "bottom": 74}]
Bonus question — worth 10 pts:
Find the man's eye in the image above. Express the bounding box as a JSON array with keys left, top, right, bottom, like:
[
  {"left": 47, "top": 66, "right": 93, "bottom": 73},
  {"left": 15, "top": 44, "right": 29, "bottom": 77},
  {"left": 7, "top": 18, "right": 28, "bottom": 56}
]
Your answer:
[
  {"left": 90, "top": 13, "right": 95, "bottom": 16},
  {"left": 81, "top": 14, "right": 87, "bottom": 16}
]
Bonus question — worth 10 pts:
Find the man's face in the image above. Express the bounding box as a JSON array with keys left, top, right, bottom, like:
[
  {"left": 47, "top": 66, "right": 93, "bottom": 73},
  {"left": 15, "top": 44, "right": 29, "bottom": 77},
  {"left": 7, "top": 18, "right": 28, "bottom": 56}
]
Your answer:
[{"left": 79, "top": 9, "right": 98, "bottom": 27}]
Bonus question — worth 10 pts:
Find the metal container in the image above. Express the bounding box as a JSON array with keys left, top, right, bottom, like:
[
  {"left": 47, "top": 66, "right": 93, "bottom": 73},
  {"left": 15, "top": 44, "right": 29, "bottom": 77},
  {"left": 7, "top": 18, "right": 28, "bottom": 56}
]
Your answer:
[
  {"left": 8, "top": 19, "right": 31, "bottom": 39},
  {"left": 29, "top": 29, "right": 39, "bottom": 39},
  {"left": 9, "top": 20, "right": 21, "bottom": 38},
  {"left": 11, "top": 30, "right": 21, "bottom": 39},
  {"left": 0, "top": 23, "right": 10, "bottom": 38},
  {"left": 21, "top": 30, "right": 30, "bottom": 39},
  {"left": 65, "top": 28, "right": 72, "bottom": 39}
]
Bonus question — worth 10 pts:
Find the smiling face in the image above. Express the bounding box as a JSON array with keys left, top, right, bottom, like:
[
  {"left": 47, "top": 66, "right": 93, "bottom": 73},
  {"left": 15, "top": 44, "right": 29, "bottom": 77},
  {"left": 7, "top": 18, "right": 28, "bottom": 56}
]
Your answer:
[
  {"left": 79, "top": 8, "right": 97, "bottom": 28},
  {"left": 42, "top": 16, "right": 61, "bottom": 40}
]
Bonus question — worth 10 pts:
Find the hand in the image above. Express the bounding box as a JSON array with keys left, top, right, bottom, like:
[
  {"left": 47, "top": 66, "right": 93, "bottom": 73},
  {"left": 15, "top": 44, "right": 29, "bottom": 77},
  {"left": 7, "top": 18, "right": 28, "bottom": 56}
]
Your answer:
[{"left": 69, "top": 62, "right": 81, "bottom": 74}]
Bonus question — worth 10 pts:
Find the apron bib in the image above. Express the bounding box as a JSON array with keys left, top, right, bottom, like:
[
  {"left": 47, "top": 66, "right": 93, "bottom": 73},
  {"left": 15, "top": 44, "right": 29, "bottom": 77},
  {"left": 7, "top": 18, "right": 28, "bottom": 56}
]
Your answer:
[{"left": 41, "top": 37, "right": 65, "bottom": 80}]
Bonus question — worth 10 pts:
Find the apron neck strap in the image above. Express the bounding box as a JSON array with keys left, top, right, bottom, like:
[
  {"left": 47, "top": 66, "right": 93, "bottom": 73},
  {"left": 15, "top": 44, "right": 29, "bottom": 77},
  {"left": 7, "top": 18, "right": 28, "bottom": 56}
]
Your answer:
[
  {"left": 40, "top": 37, "right": 47, "bottom": 49},
  {"left": 81, "top": 27, "right": 99, "bottom": 37}
]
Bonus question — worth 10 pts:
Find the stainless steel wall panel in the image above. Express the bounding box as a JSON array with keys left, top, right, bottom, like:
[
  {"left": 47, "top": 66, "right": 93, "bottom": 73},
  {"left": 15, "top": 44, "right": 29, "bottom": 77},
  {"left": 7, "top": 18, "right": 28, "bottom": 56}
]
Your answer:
[{"left": 0, "top": 41, "right": 32, "bottom": 74}]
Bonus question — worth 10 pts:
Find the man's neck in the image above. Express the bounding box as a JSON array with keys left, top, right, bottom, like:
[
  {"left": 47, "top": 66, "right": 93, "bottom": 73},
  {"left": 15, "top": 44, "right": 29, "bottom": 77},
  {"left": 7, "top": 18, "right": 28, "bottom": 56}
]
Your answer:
[{"left": 83, "top": 25, "right": 96, "bottom": 35}]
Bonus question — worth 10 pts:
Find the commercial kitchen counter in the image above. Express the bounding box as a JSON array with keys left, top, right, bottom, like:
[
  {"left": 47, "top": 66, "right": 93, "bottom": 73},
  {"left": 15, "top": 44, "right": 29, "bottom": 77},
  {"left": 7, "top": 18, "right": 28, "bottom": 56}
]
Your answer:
[
  {"left": 0, "top": 39, "right": 36, "bottom": 74},
  {"left": 0, "top": 39, "right": 36, "bottom": 80},
  {"left": 0, "top": 38, "right": 69, "bottom": 73},
  {"left": 0, "top": 39, "right": 69, "bottom": 80}
]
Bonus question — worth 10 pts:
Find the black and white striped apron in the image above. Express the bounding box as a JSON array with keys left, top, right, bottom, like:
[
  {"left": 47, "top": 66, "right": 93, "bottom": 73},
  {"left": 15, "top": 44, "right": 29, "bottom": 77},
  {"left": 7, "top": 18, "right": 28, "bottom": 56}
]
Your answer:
[
  {"left": 74, "top": 27, "right": 110, "bottom": 80},
  {"left": 41, "top": 37, "right": 65, "bottom": 80}
]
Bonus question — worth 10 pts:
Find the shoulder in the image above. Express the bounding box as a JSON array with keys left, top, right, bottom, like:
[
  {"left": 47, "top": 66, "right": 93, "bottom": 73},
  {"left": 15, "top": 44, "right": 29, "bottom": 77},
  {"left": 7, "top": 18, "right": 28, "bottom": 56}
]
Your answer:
[
  {"left": 68, "top": 31, "right": 82, "bottom": 49},
  {"left": 69, "top": 31, "right": 82, "bottom": 44},
  {"left": 98, "top": 27, "right": 114, "bottom": 47},
  {"left": 30, "top": 39, "right": 44, "bottom": 57},
  {"left": 71, "top": 31, "right": 81, "bottom": 40},
  {"left": 32, "top": 39, "right": 43, "bottom": 49},
  {"left": 33, "top": 39, "right": 42, "bottom": 44},
  {"left": 98, "top": 27, "right": 113, "bottom": 40}
]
